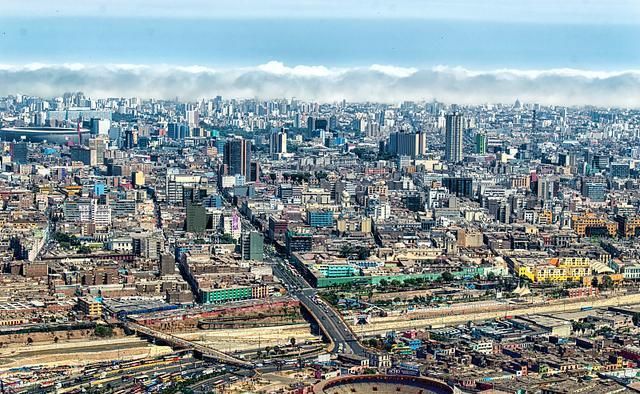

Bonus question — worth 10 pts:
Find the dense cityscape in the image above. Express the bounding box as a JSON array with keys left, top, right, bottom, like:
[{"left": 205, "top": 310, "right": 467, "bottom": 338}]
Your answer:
[{"left": 0, "top": 92, "right": 636, "bottom": 393}]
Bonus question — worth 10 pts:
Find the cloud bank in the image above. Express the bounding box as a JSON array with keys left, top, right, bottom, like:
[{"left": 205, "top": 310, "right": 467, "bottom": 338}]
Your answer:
[{"left": 0, "top": 62, "right": 639, "bottom": 107}]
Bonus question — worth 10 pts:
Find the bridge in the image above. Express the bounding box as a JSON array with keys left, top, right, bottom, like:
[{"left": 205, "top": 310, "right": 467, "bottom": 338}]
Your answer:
[
  {"left": 270, "top": 258, "right": 370, "bottom": 357},
  {"left": 125, "top": 322, "right": 254, "bottom": 368}
]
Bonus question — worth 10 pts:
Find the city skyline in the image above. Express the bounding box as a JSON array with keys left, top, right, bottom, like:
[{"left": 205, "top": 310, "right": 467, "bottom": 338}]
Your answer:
[
  {"left": 0, "top": 63, "right": 638, "bottom": 107},
  {"left": 0, "top": 1, "right": 638, "bottom": 106}
]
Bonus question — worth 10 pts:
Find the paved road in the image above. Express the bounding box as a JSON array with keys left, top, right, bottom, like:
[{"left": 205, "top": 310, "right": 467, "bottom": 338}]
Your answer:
[{"left": 267, "top": 251, "right": 368, "bottom": 357}]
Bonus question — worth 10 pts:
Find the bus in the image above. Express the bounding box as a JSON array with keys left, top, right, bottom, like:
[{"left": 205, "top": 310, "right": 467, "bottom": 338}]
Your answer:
[{"left": 133, "top": 374, "right": 149, "bottom": 383}]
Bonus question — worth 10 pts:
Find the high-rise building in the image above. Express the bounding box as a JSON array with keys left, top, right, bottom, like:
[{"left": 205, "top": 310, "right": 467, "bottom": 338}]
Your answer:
[
  {"left": 475, "top": 133, "right": 487, "bottom": 154},
  {"left": 123, "top": 129, "right": 137, "bottom": 149},
  {"left": 11, "top": 142, "right": 28, "bottom": 164},
  {"left": 269, "top": 128, "right": 288, "bottom": 159},
  {"left": 307, "top": 116, "right": 328, "bottom": 133},
  {"left": 581, "top": 180, "right": 607, "bottom": 202},
  {"left": 387, "top": 131, "right": 427, "bottom": 158},
  {"left": 159, "top": 254, "right": 175, "bottom": 276},
  {"left": 611, "top": 162, "right": 630, "bottom": 178},
  {"left": 90, "top": 118, "right": 111, "bottom": 135},
  {"left": 445, "top": 113, "right": 464, "bottom": 163},
  {"left": 88, "top": 135, "right": 109, "bottom": 166},
  {"left": 241, "top": 231, "right": 264, "bottom": 261},
  {"left": 132, "top": 171, "right": 145, "bottom": 187},
  {"left": 443, "top": 177, "right": 473, "bottom": 199},
  {"left": 166, "top": 174, "right": 202, "bottom": 205},
  {"left": 186, "top": 203, "right": 207, "bottom": 232},
  {"left": 224, "top": 137, "right": 252, "bottom": 178},
  {"left": 249, "top": 162, "right": 260, "bottom": 183},
  {"left": 70, "top": 146, "right": 92, "bottom": 165},
  {"left": 186, "top": 109, "right": 199, "bottom": 127}
]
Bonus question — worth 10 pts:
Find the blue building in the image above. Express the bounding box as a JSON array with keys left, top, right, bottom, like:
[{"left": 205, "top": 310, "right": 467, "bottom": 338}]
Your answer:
[
  {"left": 307, "top": 210, "right": 334, "bottom": 228},
  {"left": 94, "top": 183, "right": 106, "bottom": 196},
  {"left": 203, "top": 194, "right": 223, "bottom": 208},
  {"left": 581, "top": 181, "right": 606, "bottom": 202}
]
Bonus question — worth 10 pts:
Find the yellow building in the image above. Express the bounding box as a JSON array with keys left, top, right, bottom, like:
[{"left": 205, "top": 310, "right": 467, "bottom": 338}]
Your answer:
[
  {"left": 519, "top": 257, "right": 593, "bottom": 283},
  {"left": 360, "top": 217, "right": 372, "bottom": 233},
  {"left": 78, "top": 297, "right": 103, "bottom": 318},
  {"left": 571, "top": 212, "right": 617, "bottom": 237},
  {"left": 132, "top": 171, "right": 146, "bottom": 187},
  {"left": 538, "top": 210, "right": 553, "bottom": 225},
  {"left": 63, "top": 185, "right": 82, "bottom": 196}
]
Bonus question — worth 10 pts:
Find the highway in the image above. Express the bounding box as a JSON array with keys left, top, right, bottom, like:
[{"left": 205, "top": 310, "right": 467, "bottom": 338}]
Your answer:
[
  {"left": 235, "top": 206, "right": 369, "bottom": 357},
  {"left": 267, "top": 250, "right": 369, "bottom": 357}
]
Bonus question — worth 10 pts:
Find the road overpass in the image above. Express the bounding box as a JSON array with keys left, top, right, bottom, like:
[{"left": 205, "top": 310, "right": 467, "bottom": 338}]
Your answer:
[
  {"left": 126, "top": 322, "right": 254, "bottom": 368},
  {"left": 270, "top": 255, "right": 369, "bottom": 357}
]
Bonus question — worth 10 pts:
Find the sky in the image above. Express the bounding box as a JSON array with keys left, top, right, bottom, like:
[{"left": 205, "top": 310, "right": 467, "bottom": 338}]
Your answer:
[{"left": 0, "top": 0, "right": 639, "bottom": 106}]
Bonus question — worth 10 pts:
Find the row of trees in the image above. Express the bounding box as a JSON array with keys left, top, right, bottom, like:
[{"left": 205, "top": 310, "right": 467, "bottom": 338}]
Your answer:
[{"left": 256, "top": 338, "right": 297, "bottom": 359}]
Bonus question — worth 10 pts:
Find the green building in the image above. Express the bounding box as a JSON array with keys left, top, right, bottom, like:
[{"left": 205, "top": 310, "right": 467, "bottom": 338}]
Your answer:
[
  {"left": 241, "top": 231, "right": 264, "bottom": 261},
  {"left": 201, "top": 286, "right": 253, "bottom": 303},
  {"left": 186, "top": 203, "right": 207, "bottom": 233},
  {"left": 475, "top": 133, "right": 487, "bottom": 154}
]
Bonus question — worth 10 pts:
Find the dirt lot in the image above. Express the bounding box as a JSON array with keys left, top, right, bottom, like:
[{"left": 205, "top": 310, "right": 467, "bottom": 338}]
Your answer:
[
  {"left": 176, "top": 323, "right": 318, "bottom": 353},
  {"left": 0, "top": 337, "right": 172, "bottom": 368}
]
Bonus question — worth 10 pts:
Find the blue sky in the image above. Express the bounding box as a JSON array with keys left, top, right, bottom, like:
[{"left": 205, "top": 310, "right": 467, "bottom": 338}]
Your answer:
[
  {"left": 1, "top": 0, "right": 639, "bottom": 24},
  {"left": 0, "top": 0, "right": 638, "bottom": 105}
]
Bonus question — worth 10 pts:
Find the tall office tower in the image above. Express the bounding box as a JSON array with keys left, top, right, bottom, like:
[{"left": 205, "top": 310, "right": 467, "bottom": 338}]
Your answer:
[
  {"left": 241, "top": 231, "right": 264, "bottom": 261},
  {"left": 329, "top": 115, "right": 338, "bottom": 130},
  {"left": 11, "top": 142, "right": 29, "bottom": 164},
  {"left": 269, "top": 128, "right": 288, "bottom": 159},
  {"left": 445, "top": 112, "right": 464, "bottom": 163},
  {"left": 90, "top": 118, "right": 111, "bottom": 135},
  {"left": 186, "top": 109, "right": 199, "bottom": 127},
  {"left": 70, "top": 146, "right": 92, "bottom": 165},
  {"left": 88, "top": 135, "right": 109, "bottom": 166},
  {"left": 224, "top": 137, "right": 252, "bottom": 178},
  {"left": 475, "top": 133, "right": 487, "bottom": 154},
  {"left": 307, "top": 116, "right": 327, "bottom": 133},
  {"left": 123, "top": 129, "right": 137, "bottom": 149},
  {"left": 387, "top": 131, "right": 427, "bottom": 158},
  {"left": 307, "top": 116, "right": 316, "bottom": 133},
  {"left": 250, "top": 162, "right": 260, "bottom": 183}
]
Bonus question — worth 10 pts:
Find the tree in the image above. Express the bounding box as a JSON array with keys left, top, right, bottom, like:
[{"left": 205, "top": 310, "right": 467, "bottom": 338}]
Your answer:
[
  {"left": 591, "top": 277, "right": 599, "bottom": 288},
  {"left": 600, "top": 275, "right": 614, "bottom": 290},
  {"left": 486, "top": 272, "right": 496, "bottom": 281},
  {"left": 441, "top": 272, "right": 455, "bottom": 282},
  {"left": 53, "top": 336, "right": 59, "bottom": 344},
  {"left": 94, "top": 325, "right": 113, "bottom": 338},
  {"left": 378, "top": 279, "right": 388, "bottom": 288},
  {"left": 367, "top": 289, "right": 374, "bottom": 300},
  {"left": 289, "top": 337, "right": 296, "bottom": 347},
  {"left": 26, "top": 337, "right": 33, "bottom": 345},
  {"left": 633, "top": 313, "right": 640, "bottom": 327},
  {"left": 77, "top": 245, "right": 92, "bottom": 254},
  {"left": 219, "top": 233, "right": 236, "bottom": 244}
]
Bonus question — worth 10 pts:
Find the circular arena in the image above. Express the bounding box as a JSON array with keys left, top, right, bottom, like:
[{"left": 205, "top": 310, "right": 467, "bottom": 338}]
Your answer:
[
  {"left": 0, "top": 126, "right": 90, "bottom": 144},
  {"left": 314, "top": 375, "right": 455, "bottom": 394}
]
